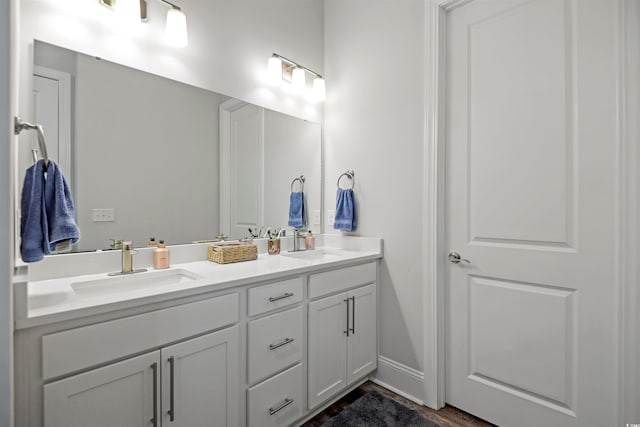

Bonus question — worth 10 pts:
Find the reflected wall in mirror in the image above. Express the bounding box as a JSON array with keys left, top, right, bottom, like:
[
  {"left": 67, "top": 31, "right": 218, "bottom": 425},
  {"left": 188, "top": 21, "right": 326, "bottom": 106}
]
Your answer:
[{"left": 31, "top": 40, "right": 321, "bottom": 252}]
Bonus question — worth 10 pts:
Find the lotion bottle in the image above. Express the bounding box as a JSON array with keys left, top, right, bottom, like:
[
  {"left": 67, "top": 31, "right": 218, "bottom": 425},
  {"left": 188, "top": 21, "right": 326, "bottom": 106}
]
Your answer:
[
  {"left": 305, "top": 230, "right": 315, "bottom": 250},
  {"left": 153, "top": 240, "right": 170, "bottom": 269}
]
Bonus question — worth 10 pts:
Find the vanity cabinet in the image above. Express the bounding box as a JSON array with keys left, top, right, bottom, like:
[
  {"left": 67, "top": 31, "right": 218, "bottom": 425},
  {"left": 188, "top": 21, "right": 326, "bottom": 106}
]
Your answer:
[
  {"left": 307, "top": 263, "right": 377, "bottom": 410},
  {"left": 44, "top": 325, "right": 239, "bottom": 427},
  {"left": 16, "top": 251, "right": 382, "bottom": 427}
]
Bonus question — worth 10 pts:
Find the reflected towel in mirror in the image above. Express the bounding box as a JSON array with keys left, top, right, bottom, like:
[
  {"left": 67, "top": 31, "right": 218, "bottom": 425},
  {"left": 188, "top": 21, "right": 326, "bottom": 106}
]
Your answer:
[{"left": 288, "top": 191, "right": 305, "bottom": 228}]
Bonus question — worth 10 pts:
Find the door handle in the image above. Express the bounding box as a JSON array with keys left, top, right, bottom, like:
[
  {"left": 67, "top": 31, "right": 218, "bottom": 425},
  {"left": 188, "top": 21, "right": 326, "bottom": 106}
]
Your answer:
[
  {"left": 167, "top": 356, "right": 175, "bottom": 422},
  {"left": 344, "top": 298, "right": 350, "bottom": 336},
  {"left": 448, "top": 252, "right": 470, "bottom": 264},
  {"left": 150, "top": 362, "right": 158, "bottom": 427},
  {"left": 349, "top": 296, "right": 355, "bottom": 335}
]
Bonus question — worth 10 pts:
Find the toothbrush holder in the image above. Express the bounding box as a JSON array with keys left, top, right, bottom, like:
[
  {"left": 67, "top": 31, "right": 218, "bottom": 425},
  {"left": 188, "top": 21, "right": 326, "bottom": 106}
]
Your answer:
[{"left": 268, "top": 239, "right": 281, "bottom": 255}]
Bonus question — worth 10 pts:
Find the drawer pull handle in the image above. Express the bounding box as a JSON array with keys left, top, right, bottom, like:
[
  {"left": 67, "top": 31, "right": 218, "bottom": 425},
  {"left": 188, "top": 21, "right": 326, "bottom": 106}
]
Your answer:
[
  {"left": 269, "top": 292, "right": 294, "bottom": 302},
  {"left": 269, "top": 337, "right": 294, "bottom": 350},
  {"left": 268, "top": 397, "right": 294, "bottom": 415}
]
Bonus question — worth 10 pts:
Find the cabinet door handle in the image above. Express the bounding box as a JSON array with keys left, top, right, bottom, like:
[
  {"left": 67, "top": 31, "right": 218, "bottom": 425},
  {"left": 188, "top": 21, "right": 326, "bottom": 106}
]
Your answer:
[
  {"left": 344, "top": 298, "right": 350, "bottom": 336},
  {"left": 168, "top": 356, "right": 175, "bottom": 422},
  {"left": 269, "top": 337, "right": 294, "bottom": 350},
  {"left": 150, "top": 362, "right": 158, "bottom": 427},
  {"left": 269, "top": 292, "right": 294, "bottom": 302},
  {"left": 350, "top": 296, "right": 356, "bottom": 334},
  {"left": 268, "top": 397, "right": 294, "bottom": 415}
]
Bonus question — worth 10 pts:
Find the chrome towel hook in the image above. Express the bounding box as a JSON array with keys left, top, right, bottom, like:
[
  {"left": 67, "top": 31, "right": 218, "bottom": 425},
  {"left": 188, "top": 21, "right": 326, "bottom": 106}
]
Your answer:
[
  {"left": 337, "top": 169, "right": 355, "bottom": 189},
  {"left": 290, "top": 175, "right": 305, "bottom": 192},
  {"left": 14, "top": 116, "right": 49, "bottom": 169}
]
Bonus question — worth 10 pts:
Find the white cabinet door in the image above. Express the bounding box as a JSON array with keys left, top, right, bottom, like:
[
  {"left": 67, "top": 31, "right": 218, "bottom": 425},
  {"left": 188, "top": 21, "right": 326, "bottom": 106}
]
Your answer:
[
  {"left": 161, "top": 325, "right": 240, "bottom": 427},
  {"left": 308, "top": 293, "right": 348, "bottom": 409},
  {"left": 44, "top": 351, "right": 159, "bottom": 427},
  {"left": 347, "top": 284, "right": 377, "bottom": 384}
]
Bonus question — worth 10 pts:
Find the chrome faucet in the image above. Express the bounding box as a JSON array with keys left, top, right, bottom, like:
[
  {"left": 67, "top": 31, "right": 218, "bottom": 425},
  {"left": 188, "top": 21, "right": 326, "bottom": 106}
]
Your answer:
[
  {"left": 109, "top": 241, "right": 147, "bottom": 276},
  {"left": 292, "top": 229, "right": 308, "bottom": 252}
]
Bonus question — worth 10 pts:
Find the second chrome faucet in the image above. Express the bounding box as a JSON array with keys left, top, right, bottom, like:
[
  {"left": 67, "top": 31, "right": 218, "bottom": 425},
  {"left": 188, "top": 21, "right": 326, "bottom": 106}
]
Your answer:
[{"left": 292, "top": 230, "right": 308, "bottom": 252}]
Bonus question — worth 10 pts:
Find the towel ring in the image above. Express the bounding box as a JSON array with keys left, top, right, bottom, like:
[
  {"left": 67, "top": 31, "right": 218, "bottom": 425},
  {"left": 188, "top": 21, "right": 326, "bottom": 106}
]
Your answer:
[
  {"left": 337, "top": 169, "right": 355, "bottom": 189},
  {"left": 290, "top": 175, "right": 305, "bottom": 192},
  {"left": 14, "top": 116, "right": 50, "bottom": 169}
]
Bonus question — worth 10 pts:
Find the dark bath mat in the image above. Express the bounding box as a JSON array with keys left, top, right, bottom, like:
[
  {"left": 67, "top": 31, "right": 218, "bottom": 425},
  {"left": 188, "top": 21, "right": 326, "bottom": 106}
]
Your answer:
[{"left": 322, "top": 390, "right": 440, "bottom": 427}]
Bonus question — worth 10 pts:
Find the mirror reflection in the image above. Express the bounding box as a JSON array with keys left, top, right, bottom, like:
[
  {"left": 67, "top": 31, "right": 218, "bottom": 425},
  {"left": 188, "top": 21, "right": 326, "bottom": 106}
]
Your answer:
[{"left": 31, "top": 40, "right": 322, "bottom": 252}]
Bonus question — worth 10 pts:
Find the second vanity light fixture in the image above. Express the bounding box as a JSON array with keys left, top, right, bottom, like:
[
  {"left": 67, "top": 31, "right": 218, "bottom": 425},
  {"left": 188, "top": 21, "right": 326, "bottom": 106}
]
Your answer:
[
  {"left": 267, "top": 53, "right": 326, "bottom": 102},
  {"left": 100, "top": 0, "right": 189, "bottom": 47}
]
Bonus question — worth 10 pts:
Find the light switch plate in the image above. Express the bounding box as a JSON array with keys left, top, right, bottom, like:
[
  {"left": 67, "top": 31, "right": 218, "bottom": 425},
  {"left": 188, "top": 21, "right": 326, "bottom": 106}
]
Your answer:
[
  {"left": 327, "top": 210, "right": 336, "bottom": 227},
  {"left": 312, "top": 210, "right": 321, "bottom": 225},
  {"left": 93, "top": 208, "right": 115, "bottom": 222}
]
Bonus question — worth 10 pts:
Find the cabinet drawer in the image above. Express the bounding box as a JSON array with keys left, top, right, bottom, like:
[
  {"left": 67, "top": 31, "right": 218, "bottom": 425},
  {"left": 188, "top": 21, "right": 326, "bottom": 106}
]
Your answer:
[
  {"left": 247, "top": 364, "right": 303, "bottom": 427},
  {"left": 248, "top": 277, "right": 303, "bottom": 317},
  {"left": 308, "top": 262, "right": 376, "bottom": 299},
  {"left": 42, "top": 293, "right": 239, "bottom": 380},
  {"left": 247, "top": 306, "right": 303, "bottom": 384}
]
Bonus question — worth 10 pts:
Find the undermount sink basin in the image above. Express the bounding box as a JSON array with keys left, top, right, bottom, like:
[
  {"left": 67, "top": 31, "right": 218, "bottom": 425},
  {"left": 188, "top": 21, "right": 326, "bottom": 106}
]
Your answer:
[
  {"left": 281, "top": 249, "right": 343, "bottom": 262},
  {"left": 71, "top": 268, "right": 202, "bottom": 297}
]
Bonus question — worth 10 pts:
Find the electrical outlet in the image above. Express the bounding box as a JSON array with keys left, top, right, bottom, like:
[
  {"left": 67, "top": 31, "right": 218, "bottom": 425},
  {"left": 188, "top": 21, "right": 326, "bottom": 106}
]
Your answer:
[
  {"left": 327, "top": 210, "right": 336, "bottom": 227},
  {"left": 312, "top": 210, "right": 321, "bottom": 225},
  {"left": 93, "top": 208, "right": 115, "bottom": 222}
]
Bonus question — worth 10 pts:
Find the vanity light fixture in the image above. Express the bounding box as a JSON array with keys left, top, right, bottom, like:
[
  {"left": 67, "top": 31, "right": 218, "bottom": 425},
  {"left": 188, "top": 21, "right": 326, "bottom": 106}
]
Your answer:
[
  {"left": 162, "top": 2, "right": 188, "bottom": 47},
  {"left": 267, "top": 53, "right": 326, "bottom": 102},
  {"left": 100, "top": 0, "right": 189, "bottom": 47}
]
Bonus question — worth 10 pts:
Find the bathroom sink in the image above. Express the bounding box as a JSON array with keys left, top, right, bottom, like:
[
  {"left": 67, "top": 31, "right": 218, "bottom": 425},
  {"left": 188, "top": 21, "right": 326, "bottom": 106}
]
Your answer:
[
  {"left": 71, "top": 268, "right": 202, "bottom": 297},
  {"left": 281, "top": 249, "right": 343, "bottom": 262}
]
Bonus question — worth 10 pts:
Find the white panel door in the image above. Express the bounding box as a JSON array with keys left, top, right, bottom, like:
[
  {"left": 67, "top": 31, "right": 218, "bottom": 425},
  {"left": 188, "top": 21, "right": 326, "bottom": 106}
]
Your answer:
[
  {"left": 43, "top": 351, "right": 159, "bottom": 427},
  {"left": 308, "top": 293, "right": 348, "bottom": 409},
  {"left": 346, "top": 284, "right": 377, "bottom": 384},
  {"left": 33, "top": 67, "right": 71, "bottom": 178},
  {"left": 228, "top": 103, "right": 264, "bottom": 239},
  {"left": 445, "top": 0, "right": 618, "bottom": 426},
  {"left": 161, "top": 326, "right": 240, "bottom": 427},
  {"left": 33, "top": 75, "right": 59, "bottom": 161}
]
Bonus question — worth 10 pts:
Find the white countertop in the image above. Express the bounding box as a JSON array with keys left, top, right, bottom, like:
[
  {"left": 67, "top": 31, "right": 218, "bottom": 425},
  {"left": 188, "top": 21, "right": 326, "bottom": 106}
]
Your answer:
[{"left": 15, "top": 235, "right": 383, "bottom": 329}]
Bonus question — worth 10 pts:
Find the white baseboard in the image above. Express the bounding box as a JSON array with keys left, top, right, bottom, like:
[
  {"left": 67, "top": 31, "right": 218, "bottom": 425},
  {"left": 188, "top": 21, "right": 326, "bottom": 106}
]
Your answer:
[{"left": 372, "top": 356, "right": 425, "bottom": 405}]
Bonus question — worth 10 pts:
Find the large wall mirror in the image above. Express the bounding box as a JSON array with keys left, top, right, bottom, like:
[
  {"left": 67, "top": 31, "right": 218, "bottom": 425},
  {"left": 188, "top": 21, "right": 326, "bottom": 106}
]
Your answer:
[{"left": 30, "top": 40, "right": 322, "bottom": 252}]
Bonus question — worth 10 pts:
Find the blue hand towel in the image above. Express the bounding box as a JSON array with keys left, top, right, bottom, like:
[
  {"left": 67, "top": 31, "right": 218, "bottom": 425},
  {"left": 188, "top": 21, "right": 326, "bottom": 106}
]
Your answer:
[
  {"left": 334, "top": 188, "right": 357, "bottom": 231},
  {"left": 20, "top": 160, "right": 80, "bottom": 262},
  {"left": 288, "top": 191, "right": 305, "bottom": 228},
  {"left": 20, "top": 161, "right": 46, "bottom": 262}
]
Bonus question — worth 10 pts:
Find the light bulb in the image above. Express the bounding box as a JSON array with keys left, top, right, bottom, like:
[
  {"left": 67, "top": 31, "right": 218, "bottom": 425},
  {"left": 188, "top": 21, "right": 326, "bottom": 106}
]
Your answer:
[
  {"left": 267, "top": 56, "right": 283, "bottom": 84},
  {"left": 291, "top": 67, "right": 306, "bottom": 93},
  {"left": 165, "top": 8, "right": 188, "bottom": 47},
  {"left": 312, "top": 77, "right": 326, "bottom": 102}
]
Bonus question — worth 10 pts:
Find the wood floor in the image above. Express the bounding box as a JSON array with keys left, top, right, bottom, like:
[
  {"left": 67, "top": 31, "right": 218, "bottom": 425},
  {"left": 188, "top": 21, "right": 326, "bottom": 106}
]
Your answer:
[{"left": 301, "top": 381, "right": 496, "bottom": 427}]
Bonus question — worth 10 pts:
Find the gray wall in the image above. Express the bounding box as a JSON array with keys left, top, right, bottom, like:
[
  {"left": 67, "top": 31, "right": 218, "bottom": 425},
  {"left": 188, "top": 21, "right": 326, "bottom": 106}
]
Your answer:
[
  {"left": 73, "top": 53, "right": 226, "bottom": 250},
  {"left": 324, "top": 0, "right": 426, "bottom": 381}
]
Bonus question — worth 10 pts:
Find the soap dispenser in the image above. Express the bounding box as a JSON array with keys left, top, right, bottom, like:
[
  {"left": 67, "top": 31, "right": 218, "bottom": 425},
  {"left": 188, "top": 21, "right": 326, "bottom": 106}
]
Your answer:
[
  {"left": 305, "top": 230, "right": 315, "bottom": 250},
  {"left": 153, "top": 240, "right": 170, "bottom": 269}
]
